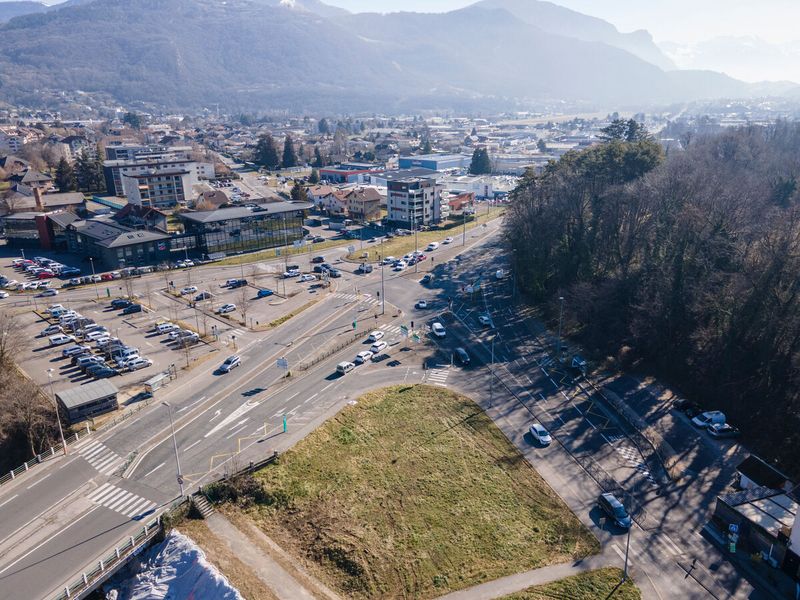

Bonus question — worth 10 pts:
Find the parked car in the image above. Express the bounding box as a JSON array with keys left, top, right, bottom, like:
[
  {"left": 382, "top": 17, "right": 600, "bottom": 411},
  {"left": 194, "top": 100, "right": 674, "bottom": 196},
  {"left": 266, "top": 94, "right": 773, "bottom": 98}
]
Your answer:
[
  {"left": 110, "top": 298, "right": 131, "bottom": 309},
  {"left": 673, "top": 398, "right": 702, "bottom": 417},
  {"left": 299, "top": 274, "right": 317, "bottom": 282},
  {"left": 180, "top": 286, "right": 198, "bottom": 295},
  {"left": 219, "top": 355, "right": 241, "bottom": 373},
  {"left": 421, "top": 274, "right": 432, "bottom": 284},
  {"left": 156, "top": 322, "right": 178, "bottom": 334},
  {"left": 393, "top": 262, "right": 406, "bottom": 272},
  {"left": 122, "top": 304, "right": 143, "bottom": 315},
  {"left": 62, "top": 344, "right": 91, "bottom": 358},
  {"left": 283, "top": 269, "right": 301, "bottom": 278},
  {"left": 478, "top": 314, "right": 492, "bottom": 326},
  {"left": 336, "top": 361, "right": 355, "bottom": 375},
  {"left": 529, "top": 423, "right": 552, "bottom": 446},
  {"left": 443, "top": 237, "right": 454, "bottom": 244},
  {"left": 169, "top": 329, "right": 192, "bottom": 340},
  {"left": 597, "top": 493, "right": 632, "bottom": 529},
  {"left": 368, "top": 330, "right": 384, "bottom": 342},
  {"left": 228, "top": 279, "right": 247, "bottom": 289},
  {"left": 257, "top": 289, "right": 274, "bottom": 298},
  {"left": 370, "top": 340, "right": 388, "bottom": 354},
  {"left": 311, "top": 256, "right": 325, "bottom": 263},
  {"left": 354, "top": 351, "right": 373, "bottom": 364},
  {"left": 195, "top": 291, "right": 213, "bottom": 301},
  {"left": 708, "top": 423, "right": 741, "bottom": 439},
  {"left": 93, "top": 367, "right": 118, "bottom": 379},
  {"left": 125, "top": 358, "right": 153, "bottom": 371},
  {"left": 416, "top": 299, "right": 428, "bottom": 309},
  {"left": 49, "top": 334, "right": 75, "bottom": 346},
  {"left": 431, "top": 322, "right": 446, "bottom": 338},
  {"left": 328, "top": 269, "right": 342, "bottom": 278},
  {"left": 40, "top": 324, "right": 63, "bottom": 337},
  {"left": 692, "top": 410, "right": 726, "bottom": 429},
  {"left": 76, "top": 355, "right": 103, "bottom": 370},
  {"left": 217, "top": 303, "right": 236, "bottom": 314}
]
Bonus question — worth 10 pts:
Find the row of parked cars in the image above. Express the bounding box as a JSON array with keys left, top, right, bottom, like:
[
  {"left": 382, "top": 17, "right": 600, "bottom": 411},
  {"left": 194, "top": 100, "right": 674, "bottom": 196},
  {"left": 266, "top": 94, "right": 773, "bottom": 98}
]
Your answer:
[
  {"left": 674, "top": 400, "right": 740, "bottom": 439},
  {"left": 12, "top": 257, "right": 81, "bottom": 280},
  {"left": 42, "top": 303, "right": 153, "bottom": 378}
]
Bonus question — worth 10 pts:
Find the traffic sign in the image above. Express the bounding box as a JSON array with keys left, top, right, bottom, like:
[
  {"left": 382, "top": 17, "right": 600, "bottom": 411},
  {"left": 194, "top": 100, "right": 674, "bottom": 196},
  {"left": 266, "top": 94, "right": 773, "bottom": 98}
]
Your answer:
[
  {"left": 728, "top": 524, "right": 739, "bottom": 534},
  {"left": 400, "top": 325, "right": 409, "bottom": 337},
  {"left": 348, "top": 245, "right": 356, "bottom": 253}
]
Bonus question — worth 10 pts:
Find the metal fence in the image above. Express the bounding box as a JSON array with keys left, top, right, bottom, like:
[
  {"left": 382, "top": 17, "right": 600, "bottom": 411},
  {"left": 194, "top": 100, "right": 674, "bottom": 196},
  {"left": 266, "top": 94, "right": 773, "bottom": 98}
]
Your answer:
[
  {"left": 0, "top": 424, "right": 91, "bottom": 488},
  {"left": 48, "top": 514, "right": 164, "bottom": 600},
  {"left": 296, "top": 330, "right": 368, "bottom": 371}
]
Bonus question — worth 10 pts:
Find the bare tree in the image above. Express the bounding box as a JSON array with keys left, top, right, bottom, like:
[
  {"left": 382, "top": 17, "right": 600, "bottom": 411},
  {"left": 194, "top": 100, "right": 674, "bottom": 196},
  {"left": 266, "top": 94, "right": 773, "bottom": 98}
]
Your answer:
[
  {"left": 239, "top": 285, "right": 251, "bottom": 326},
  {"left": 0, "top": 312, "right": 28, "bottom": 366}
]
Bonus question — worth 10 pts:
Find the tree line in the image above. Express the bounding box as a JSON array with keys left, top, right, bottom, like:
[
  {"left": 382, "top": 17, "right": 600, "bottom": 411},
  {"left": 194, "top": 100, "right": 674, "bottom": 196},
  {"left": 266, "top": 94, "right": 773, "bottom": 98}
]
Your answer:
[{"left": 505, "top": 120, "right": 800, "bottom": 477}]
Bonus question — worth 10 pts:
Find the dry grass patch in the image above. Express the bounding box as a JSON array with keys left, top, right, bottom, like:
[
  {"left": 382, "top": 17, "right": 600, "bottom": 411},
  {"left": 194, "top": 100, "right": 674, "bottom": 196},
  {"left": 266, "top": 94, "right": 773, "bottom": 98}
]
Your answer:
[
  {"left": 227, "top": 384, "right": 598, "bottom": 599},
  {"left": 499, "top": 568, "right": 641, "bottom": 600}
]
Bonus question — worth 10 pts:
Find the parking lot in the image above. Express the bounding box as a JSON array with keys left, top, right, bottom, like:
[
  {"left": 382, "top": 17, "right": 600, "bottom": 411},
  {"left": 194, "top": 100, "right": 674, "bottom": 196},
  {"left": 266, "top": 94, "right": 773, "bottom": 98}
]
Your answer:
[{"left": 18, "top": 295, "right": 217, "bottom": 400}]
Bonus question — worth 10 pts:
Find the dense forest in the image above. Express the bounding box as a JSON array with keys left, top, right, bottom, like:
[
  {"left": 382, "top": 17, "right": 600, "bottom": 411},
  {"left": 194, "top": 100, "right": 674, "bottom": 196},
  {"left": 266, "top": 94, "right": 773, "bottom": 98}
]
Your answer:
[{"left": 506, "top": 121, "right": 800, "bottom": 477}]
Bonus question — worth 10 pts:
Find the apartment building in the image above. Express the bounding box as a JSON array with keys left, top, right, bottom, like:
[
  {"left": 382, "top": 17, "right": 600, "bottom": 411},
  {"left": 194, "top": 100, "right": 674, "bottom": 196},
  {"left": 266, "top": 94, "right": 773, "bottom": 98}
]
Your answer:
[
  {"left": 387, "top": 177, "right": 442, "bottom": 226},
  {"left": 121, "top": 169, "right": 192, "bottom": 208}
]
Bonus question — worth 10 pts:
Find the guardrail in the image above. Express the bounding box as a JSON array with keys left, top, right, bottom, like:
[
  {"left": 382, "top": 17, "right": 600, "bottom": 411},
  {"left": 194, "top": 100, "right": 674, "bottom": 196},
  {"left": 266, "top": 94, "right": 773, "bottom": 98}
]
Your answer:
[
  {"left": 296, "top": 330, "right": 368, "bottom": 371},
  {"left": 0, "top": 424, "right": 91, "bottom": 488},
  {"left": 49, "top": 513, "right": 165, "bottom": 600}
]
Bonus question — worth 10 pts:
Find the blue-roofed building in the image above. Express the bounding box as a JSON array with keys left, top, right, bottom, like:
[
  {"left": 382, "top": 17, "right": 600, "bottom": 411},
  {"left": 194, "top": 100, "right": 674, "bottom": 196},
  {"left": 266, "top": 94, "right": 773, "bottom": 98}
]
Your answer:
[{"left": 398, "top": 153, "right": 471, "bottom": 171}]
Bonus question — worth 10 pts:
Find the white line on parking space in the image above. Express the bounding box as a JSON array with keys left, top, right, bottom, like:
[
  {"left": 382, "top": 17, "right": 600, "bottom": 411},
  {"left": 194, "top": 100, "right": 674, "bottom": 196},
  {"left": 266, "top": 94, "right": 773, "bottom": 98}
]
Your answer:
[
  {"left": 0, "top": 494, "right": 18, "bottom": 510},
  {"left": 143, "top": 462, "right": 165, "bottom": 477}
]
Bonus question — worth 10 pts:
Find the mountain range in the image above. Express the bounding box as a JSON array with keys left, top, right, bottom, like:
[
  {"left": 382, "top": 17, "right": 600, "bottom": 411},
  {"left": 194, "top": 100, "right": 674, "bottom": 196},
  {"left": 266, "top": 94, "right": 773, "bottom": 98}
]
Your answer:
[{"left": 0, "top": 0, "right": 794, "bottom": 113}]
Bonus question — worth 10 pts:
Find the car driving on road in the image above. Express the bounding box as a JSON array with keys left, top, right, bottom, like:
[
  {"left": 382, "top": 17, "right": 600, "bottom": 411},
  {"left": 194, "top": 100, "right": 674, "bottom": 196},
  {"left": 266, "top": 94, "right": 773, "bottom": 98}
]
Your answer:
[
  {"left": 217, "top": 303, "right": 236, "bottom": 314},
  {"left": 368, "top": 330, "right": 384, "bottom": 342},
  {"left": 355, "top": 350, "right": 373, "bottom": 364},
  {"left": 597, "top": 492, "right": 632, "bottom": 529},
  {"left": 220, "top": 355, "right": 241, "bottom": 373}
]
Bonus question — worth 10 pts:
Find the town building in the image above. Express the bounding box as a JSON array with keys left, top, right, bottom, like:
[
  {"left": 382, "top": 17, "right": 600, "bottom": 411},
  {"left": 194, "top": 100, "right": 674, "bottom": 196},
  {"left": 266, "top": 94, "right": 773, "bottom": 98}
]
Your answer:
[
  {"left": 344, "top": 187, "right": 383, "bottom": 222},
  {"left": 56, "top": 380, "right": 119, "bottom": 424},
  {"left": 398, "top": 153, "right": 470, "bottom": 171},
  {"left": 319, "top": 162, "right": 384, "bottom": 184},
  {"left": 387, "top": 177, "right": 443, "bottom": 226},
  {"left": 103, "top": 155, "right": 213, "bottom": 197},
  {"left": 121, "top": 169, "right": 192, "bottom": 208},
  {"left": 65, "top": 217, "right": 173, "bottom": 269},
  {"left": 178, "top": 202, "right": 311, "bottom": 257}
]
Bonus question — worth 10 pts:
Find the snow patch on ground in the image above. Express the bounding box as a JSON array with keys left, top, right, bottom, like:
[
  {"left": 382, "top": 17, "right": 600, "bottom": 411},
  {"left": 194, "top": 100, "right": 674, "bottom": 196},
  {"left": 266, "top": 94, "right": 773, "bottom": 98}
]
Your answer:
[{"left": 105, "top": 529, "right": 243, "bottom": 600}]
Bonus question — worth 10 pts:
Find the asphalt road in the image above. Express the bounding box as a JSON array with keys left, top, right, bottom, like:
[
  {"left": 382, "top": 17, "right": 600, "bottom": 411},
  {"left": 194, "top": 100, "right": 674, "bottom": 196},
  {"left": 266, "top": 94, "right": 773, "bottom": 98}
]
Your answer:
[{"left": 0, "top": 216, "right": 763, "bottom": 600}]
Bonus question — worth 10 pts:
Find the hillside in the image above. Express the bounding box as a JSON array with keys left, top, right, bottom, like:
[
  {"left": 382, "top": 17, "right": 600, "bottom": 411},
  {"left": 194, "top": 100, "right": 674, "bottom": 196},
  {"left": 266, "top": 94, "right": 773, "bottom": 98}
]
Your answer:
[
  {"left": 0, "top": 0, "right": 779, "bottom": 111},
  {"left": 0, "top": 1, "right": 47, "bottom": 22}
]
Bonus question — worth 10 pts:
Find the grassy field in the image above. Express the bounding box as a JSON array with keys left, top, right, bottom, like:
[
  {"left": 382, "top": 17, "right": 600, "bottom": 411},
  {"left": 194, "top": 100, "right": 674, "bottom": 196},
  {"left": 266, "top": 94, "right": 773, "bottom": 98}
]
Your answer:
[
  {"left": 215, "top": 238, "right": 349, "bottom": 267},
  {"left": 347, "top": 206, "right": 506, "bottom": 262},
  {"left": 499, "top": 568, "right": 641, "bottom": 600},
  {"left": 238, "top": 384, "right": 598, "bottom": 599}
]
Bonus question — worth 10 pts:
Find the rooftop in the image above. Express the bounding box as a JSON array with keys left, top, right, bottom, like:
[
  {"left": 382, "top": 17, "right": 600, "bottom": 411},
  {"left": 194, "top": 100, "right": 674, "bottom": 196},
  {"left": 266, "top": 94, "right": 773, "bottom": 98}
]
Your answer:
[
  {"left": 179, "top": 201, "right": 313, "bottom": 224},
  {"left": 56, "top": 379, "right": 118, "bottom": 410}
]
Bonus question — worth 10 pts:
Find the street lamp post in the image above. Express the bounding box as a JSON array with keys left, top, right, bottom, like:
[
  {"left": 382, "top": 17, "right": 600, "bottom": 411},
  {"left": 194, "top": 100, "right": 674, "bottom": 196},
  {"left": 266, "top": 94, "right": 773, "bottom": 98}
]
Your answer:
[
  {"left": 489, "top": 335, "right": 495, "bottom": 408},
  {"left": 88, "top": 257, "right": 99, "bottom": 299},
  {"left": 462, "top": 210, "right": 467, "bottom": 245},
  {"left": 47, "top": 369, "right": 68, "bottom": 455},
  {"left": 556, "top": 295, "right": 565, "bottom": 361},
  {"left": 162, "top": 401, "right": 184, "bottom": 497}
]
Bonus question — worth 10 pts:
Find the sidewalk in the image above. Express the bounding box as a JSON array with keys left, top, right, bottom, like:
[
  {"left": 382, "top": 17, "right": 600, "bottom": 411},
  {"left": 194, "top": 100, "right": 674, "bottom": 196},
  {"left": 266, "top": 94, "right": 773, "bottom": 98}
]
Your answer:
[
  {"left": 204, "top": 512, "right": 341, "bottom": 600},
  {"left": 434, "top": 553, "right": 617, "bottom": 600}
]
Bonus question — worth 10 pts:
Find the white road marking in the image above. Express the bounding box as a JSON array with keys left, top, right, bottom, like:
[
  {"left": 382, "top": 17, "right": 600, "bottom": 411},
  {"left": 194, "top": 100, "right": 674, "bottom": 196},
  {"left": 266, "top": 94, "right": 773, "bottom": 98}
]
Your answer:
[
  {"left": 183, "top": 440, "right": 202, "bottom": 453},
  {"left": 612, "top": 543, "right": 628, "bottom": 562},
  {"left": 205, "top": 400, "right": 260, "bottom": 438},
  {"left": 177, "top": 396, "right": 207, "bottom": 413},
  {"left": 26, "top": 472, "right": 52, "bottom": 489},
  {"left": 0, "top": 494, "right": 18, "bottom": 510},
  {"left": 225, "top": 424, "right": 248, "bottom": 439},
  {"left": 143, "top": 462, "right": 165, "bottom": 477}
]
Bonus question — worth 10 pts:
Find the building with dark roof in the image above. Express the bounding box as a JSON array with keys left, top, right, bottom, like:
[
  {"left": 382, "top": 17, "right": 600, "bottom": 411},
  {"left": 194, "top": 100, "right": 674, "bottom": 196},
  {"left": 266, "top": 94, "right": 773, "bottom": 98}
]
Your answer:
[
  {"left": 56, "top": 379, "right": 119, "bottom": 424},
  {"left": 179, "top": 202, "right": 311, "bottom": 256},
  {"left": 65, "top": 216, "right": 172, "bottom": 269},
  {"left": 398, "top": 153, "right": 471, "bottom": 171}
]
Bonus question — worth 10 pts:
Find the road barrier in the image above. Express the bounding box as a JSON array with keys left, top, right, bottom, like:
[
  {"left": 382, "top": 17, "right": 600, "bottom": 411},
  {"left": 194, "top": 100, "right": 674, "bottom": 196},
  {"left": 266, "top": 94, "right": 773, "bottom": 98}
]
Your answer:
[
  {"left": 0, "top": 424, "right": 91, "bottom": 489},
  {"left": 296, "top": 330, "right": 368, "bottom": 371}
]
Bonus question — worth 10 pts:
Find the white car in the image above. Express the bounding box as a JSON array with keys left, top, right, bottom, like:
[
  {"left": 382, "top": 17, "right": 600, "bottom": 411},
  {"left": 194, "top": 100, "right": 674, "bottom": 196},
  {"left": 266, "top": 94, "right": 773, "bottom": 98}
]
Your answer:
[
  {"left": 125, "top": 357, "right": 153, "bottom": 371},
  {"left": 283, "top": 270, "right": 301, "bottom": 278},
  {"left": 157, "top": 322, "right": 179, "bottom": 334},
  {"left": 478, "top": 314, "right": 492, "bottom": 326},
  {"left": 219, "top": 355, "right": 241, "bottom": 373},
  {"left": 0, "top": 291, "right": 8, "bottom": 299},
  {"left": 40, "top": 324, "right": 63, "bottom": 337},
  {"left": 368, "top": 330, "right": 384, "bottom": 342},
  {"left": 354, "top": 350, "right": 373, "bottom": 364},
  {"left": 47, "top": 304, "right": 66, "bottom": 313},
  {"left": 49, "top": 334, "right": 75, "bottom": 346},
  {"left": 443, "top": 237, "right": 454, "bottom": 244},
  {"left": 431, "top": 322, "right": 446, "bottom": 338},
  {"left": 393, "top": 262, "right": 406, "bottom": 272},
  {"left": 217, "top": 303, "right": 236, "bottom": 314},
  {"left": 169, "top": 329, "right": 191, "bottom": 340},
  {"left": 416, "top": 299, "right": 428, "bottom": 309},
  {"left": 370, "top": 340, "right": 388, "bottom": 354},
  {"left": 85, "top": 330, "right": 110, "bottom": 341},
  {"left": 426, "top": 242, "right": 439, "bottom": 251},
  {"left": 180, "top": 286, "right": 198, "bottom": 295},
  {"left": 529, "top": 423, "right": 552, "bottom": 446},
  {"left": 382, "top": 256, "right": 397, "bottom": 265},
  {"left": 36, "top": 288, "right": 58, "bottom": 297},
  {"left": 299, "top": 274, "right": 316, "bottom": 282}
]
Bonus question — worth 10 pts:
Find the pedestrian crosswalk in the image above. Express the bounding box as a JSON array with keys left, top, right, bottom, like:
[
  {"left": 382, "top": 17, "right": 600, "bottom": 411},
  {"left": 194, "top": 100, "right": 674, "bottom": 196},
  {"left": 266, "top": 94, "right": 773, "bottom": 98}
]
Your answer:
[
  {"left": 615, "top": 444, "right": 659, "bottom": 486},
  {"left": 379, "top": 323, "right": 404, "bottom": 335},
  {"left": 77, "top": 440, "right": 123, "bottom": 476},
  {"left": 427, "top": 367, "right": 450, "bottom": 387},
  {"left": 334, "top": 292, "right": 380, "bottom": 306},
  {"left": 88, "top": 483, "right": 157, "bottom": 518},
  {"left": 229, "top": 328, "right": 245, "bottom": 338}
]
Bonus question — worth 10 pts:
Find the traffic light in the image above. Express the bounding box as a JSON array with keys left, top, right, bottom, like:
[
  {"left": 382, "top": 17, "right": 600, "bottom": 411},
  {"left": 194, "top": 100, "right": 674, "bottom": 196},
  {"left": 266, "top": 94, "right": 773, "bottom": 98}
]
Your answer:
[
  {"left": 376, "top": 291, "right": 380, "bottom": 298},
  {"left": 411, "top": 321, "right": 414, "bottom": 329}
]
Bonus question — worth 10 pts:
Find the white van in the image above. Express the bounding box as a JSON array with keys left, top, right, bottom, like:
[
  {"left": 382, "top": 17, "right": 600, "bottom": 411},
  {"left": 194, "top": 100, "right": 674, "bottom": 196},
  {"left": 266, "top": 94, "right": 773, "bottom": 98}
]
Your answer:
[
  {"left": 112, "top": 347, "right": 140, "bottom": 362},
  {"left": 692, "top": 411, "right": 726, "bottom": 429},
  {"left": 336, "top": 361, "right": 355, "bottom": 375},
  {"left": 49, "top": 334, "right": 75, "bottom": 346},
  {"left": 432, "top": 322, "right": 446, "bottom": 338}
]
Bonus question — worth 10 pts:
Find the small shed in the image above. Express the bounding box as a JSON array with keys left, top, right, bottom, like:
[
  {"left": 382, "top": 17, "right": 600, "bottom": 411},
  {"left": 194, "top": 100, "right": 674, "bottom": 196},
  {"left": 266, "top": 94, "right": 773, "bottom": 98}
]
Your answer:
[
  {"left": 736, "top": 455, "right": 793, "bottom": 492},
  {"left": 56, "top": 380, "right": 119, "bottom": 424}
]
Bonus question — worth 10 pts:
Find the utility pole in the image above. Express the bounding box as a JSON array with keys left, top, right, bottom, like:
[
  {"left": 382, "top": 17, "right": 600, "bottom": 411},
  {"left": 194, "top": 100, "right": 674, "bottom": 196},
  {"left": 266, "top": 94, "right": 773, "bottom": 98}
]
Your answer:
[
  {"left": 556, "top": 295, "right": 565, "bottom": 361},
  {"left": 623, "top": 502, "right": 632, "bottom": 581},
  {"left": 88, "top": 257, "right": 99, "bottom": 299},
  {"left": 462, "top": 210, "right": 467, "bottom": 245},
  {"left": 162, "top": 401, "right": 184, "bottom": 497},
  {"left": 47, "top": 369, "right": 67, "bottom": 455},
  {"left": 489, "top": 336, "right": 495, "bottom": 408}
]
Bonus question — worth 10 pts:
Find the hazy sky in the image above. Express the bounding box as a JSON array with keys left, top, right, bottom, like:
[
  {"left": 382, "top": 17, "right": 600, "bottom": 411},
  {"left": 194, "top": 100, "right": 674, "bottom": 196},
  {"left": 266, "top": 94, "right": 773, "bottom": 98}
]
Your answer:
[{"left": 325, "top": 0, "right": 800, "bottom": 44}]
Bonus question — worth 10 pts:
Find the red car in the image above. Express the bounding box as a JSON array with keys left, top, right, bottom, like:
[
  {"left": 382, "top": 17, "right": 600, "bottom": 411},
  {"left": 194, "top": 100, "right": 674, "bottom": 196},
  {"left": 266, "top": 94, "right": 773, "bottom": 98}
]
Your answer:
[
  {"left": 36, "top": 271, "right": 55, "bottom": 279},
  {"left": 101, "top": 273, "right": 114, "bottom": 281}
]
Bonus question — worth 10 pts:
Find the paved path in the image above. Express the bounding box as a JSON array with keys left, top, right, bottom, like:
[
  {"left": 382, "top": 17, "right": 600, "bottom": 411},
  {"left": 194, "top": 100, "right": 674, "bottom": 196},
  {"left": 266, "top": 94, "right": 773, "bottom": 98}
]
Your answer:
[
  {"left": 435, "top": 553, "right": 618, "bottom": 600},
  {"left": 204, "top": 512, "right": 333, "bottom": 600}
]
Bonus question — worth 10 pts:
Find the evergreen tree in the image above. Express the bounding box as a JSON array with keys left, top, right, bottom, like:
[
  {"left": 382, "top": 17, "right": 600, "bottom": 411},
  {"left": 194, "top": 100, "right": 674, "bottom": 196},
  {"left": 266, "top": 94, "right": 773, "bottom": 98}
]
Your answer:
[
  {"left": 254, "top": 134, "right": 280, "bottom": 170},
  {"left": 122, "top": 112, "right": 141, "bottom": 130},
  {"left": 537, "top": 138, "right": 548, "bottom": 153},
  {"left": 290, "top": 182, "right": 308, "bottom": 203},
  {"left": 282, "top": 135, "right": 298, "bottom": 168},
  {"left": 313, "top": 146, "right": 324, "bottom": 168},
  {"left": 318, "top": 118, "right": 330, "bottom": 135},
  {"left": 471, "top": 126, "right": 478, "bottom": 137},
  {"left": 469, "top": 148, "right": 492, "bottom": 175},
  {"left": 309, "top": 169, "right": 320, "bottom": 184},
  {"left": 74, "top": 150, "right": 92, "bottom": 191},
  {"left": 421, "top": 137, "right": 432, "bottom": 154},
  {"left": 54, "top": 157, "right": 75, "bottom": 192}
]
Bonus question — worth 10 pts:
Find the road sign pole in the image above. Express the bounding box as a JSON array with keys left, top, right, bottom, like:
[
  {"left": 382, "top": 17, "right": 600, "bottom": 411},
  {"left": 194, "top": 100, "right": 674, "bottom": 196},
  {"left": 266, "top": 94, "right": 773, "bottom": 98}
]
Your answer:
[{"left": 283, "top": 415, "right": 287, "bottom": 433}]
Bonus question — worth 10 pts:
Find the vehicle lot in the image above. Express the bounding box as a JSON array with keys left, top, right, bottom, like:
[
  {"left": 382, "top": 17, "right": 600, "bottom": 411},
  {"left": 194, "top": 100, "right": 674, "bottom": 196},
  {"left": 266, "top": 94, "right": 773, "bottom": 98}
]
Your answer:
[{"left": 19, "top": 297, "right": 216, "bottom": 399}]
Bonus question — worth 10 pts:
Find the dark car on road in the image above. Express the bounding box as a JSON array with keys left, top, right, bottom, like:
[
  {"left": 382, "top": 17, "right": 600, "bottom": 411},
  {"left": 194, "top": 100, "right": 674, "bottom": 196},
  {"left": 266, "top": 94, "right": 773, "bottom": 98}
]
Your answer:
[
  {"left": 311, "top": 256, "right": 325, "bottom": 263},
  {"left": 597, "top": 492, "right": 632, "bottom": 529},
  {"left": 328, "top": 269, "right": 342, "bottom": 278},
  {"left": 454, "top": 347, "right": 470, "bottom": 366}
]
